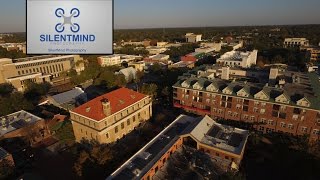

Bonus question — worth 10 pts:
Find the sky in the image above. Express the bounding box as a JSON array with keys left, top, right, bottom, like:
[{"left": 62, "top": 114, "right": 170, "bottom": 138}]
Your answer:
[{"left": 0, "top": 0, "right": 320, "bottom": 32}]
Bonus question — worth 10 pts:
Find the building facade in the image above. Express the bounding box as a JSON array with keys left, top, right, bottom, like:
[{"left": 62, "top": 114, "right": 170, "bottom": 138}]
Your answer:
[
  {"left": 0, "top": 55, "right": 84, "bottom": 91},
  {"left": 284, "top": 38, "right": 309, "bottom": 48},
  {"left": 70, "top": 88, "right": 152, "bottom": 144},
  {"left": 172, "top": 71, "right": 320, "bottom": 141}
]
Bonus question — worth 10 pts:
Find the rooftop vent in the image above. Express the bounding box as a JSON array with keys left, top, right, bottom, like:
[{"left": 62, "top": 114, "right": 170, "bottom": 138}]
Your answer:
[{"left": 86, "top": 107, "right": 91, "bottom": 112}]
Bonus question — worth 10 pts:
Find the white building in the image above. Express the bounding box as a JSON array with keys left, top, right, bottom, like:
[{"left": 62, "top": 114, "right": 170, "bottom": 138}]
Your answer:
[
  {"left": 217, "top": 50, "right": 258, "bottom": 68},
  {"left": 284, "top": 38, "right": 309, "bottom": 48},
  {"left": 98, "top": 55, "right": 121, "bottom": 67},
  {"left": 200, "top": 42, "right": 222, "bottom": 52},
  {"left": 98, "top": 54, "right": 142, "bottom": 67},
  {"left": 185, "top": 33, "right": 202, "bottom": 43}
]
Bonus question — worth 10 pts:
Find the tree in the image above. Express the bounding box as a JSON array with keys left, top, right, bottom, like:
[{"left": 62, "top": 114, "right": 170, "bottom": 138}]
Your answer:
[
  {"left": 135, "top": 70, "right": 144, "bottom": 82},
  {"left": 0, "top": 159, "right": 14, "bottom": 179},
  {"left": 141, "top": 83, "right": 158, "bottom": 99},
  {"left": 220, "top": 46, "right": 233, "bottom": 55},
  {"left": 0, "top": 83, "right": 15, "bottom": 97},
  {"left": 0, "top": 92, "right": 34, "bottom": 116},
  {"left": 114, "top": 74, "right": 127, "bottom": 87},
  {"left": 272, "top": 55, "right": 284, "bottom": 63}
]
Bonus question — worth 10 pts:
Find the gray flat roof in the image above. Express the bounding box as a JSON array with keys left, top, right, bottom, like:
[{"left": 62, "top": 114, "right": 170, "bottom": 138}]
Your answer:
[{"left": 0, "top": 110, "right": 43, "bottom": 136}]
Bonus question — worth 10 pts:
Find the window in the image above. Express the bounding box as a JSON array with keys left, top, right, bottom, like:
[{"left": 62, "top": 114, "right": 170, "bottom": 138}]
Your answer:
[
  {"left": 288, "top": 124, "right": 294, "bottom": 129},
  {"left": 106, "top": 133, "right": 109, "bottom": 138},
  {"left": 115, "top": 126, "right": 118, "bottom": 133},
  {"left": 292, "top": 114, "right": 299, "bottom": 120},
  {"left": 261, "top": 102, "right": 266, "bottom": 107},
  {"left": 250, "top": 116, "right": 255, "bottom": 121},
  {"left": 127, "top": 119, "right": 130, "bottom": 126},
  {"left": 236, "top": 104, "right": 241, "bottom": 109},
  {"left": 268, "top": 120, "right": 273, "bottom": 125},
  {"left": 260, "top": 109, "right": 266, "bottom": 114},
  {"left": 133, "top": 116, "right": 136, "bottom": 122},
  {"left": 254, "top": 101, "right": 259, "bottom": 106},
  {"left": 253, "top": 107, "right": 258, "bottom": 113},
  {"left": 259, "top": 118, "right": 266, "bottom": 123},
  {"left": 121, "top": 122, "right": 124, "bottom": 129},
  {"left": 301, "top": 126, "right": 307, "bottom": 133},
  {"left": 312, "top": 129, "right": 319, "bottom": 135},
  {"left": 280, "top": 122, "right": 286, "bottom": 128}
]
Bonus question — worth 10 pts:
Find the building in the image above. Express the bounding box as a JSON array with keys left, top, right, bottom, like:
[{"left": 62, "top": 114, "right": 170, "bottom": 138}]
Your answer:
[
  {"left": 172, "top": 68, "right": 320, "bottom": 140},
  {"left": 0, "top": 55, "right": 84, "bottom": 91},
  {"left": 146, "top": 46, "right": 167, "bottom": 55},
  {"left": 0, "top": 42, "right": 26, "bottom": 53},
  {"left": 284, "top": 38, "right": 309, "bottom": 48},
  {"left": 98, "top": 54, "right": 142, "bottom": 67},
  {"left": 185, "top": 33, "right": 202, "bottom": 43},
  {"left": 181, "top": 52, "right": 206, "bottom": 62},
  {"left": 47, "top": 87, "right": 87, "bottom": 110},
  {"left": 98, "top": 55, "right": 121, "bottom": 67},
  {"left": 195, "top": 64, "right": 269, "bottom": 82},
  {"left": 217, "top": 50, "right": 258, "bottom": 68},
  {"left": 0, "top": 147, "right": 14, "bottom": 166},
  {"left": 303, "top": 47, "right": 320, "bottom": 61},
  {"left": 108, "top": 115, "right": 248, "bottom": 180},
  {"left": 200, "top": 42, "right": 222, "bottom": 52},
  {"left": 195, "top": 47, "right": 216, "bottom": 54},
  {"left": 0, "top": 110, "right": 50, "bottom": 145},
  {"left": 70, "top": 87, "right": 152, "bottom": 144},
  {"left": 118, "top": 67, "right": 137, "bottom": 82},
  {"left": 169, "top": 61, "right": 195, "bottom": 69},
  {"left": 129, "top": 61, "right": 146, "bottom": 72},
  {"left": 144, "top": 54, "right": 171, "bottom": 65},
  {"left": 157, "top": 42, "right": 168, "bottom": 47}
]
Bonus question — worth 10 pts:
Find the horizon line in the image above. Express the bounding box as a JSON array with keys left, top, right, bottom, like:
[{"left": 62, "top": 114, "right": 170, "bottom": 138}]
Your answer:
[{"left": 1, "top": 23, "right": 320, "bottom": 33}]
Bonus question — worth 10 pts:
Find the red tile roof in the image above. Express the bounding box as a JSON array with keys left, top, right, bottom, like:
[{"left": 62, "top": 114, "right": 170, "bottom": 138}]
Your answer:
[{"left": 72, "top": 87, "right": 147, "bottom": 121}]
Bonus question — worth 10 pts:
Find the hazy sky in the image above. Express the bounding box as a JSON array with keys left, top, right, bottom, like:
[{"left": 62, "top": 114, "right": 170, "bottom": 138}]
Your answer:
[{"left": 0, "top": 0, "right": 320, "bottom": 32}]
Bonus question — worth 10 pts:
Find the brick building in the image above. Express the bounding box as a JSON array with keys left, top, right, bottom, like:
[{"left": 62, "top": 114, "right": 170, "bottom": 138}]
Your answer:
[
  {"left": 108, "top": 115, "right": 248, "bottom": 180},
  {"left": 0, "top": 110, "right": 50, "bottom": 145},
  {"left": 172, "top": 70, "right": 320, "bottom": 141},
  {"left": 70, "top": 87, "right": 152, "bottom": 144}
]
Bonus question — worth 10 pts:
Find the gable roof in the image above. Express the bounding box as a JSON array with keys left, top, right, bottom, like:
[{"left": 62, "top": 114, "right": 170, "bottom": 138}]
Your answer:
[
  {"left": 71, "top": 88, "right": 147, "bottom": 121},
  {"left": 51, "top": 87, "right": 85, "bottom": 105}
]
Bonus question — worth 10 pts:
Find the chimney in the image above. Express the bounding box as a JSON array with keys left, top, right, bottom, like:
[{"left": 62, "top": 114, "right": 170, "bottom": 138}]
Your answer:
[{"left": 101, "top": 98, "right": 111, "bottom": 117}]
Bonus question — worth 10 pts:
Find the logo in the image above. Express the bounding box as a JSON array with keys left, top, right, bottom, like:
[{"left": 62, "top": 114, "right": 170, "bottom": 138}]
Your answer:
[{"left": 55, "top": 8, "right": 80, "bottom": 33}]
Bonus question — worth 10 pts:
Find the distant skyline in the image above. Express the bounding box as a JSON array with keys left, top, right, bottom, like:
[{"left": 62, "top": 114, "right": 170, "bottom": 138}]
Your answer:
[{"left": 0, "top": 0, "right": 320, "bottom": 32}]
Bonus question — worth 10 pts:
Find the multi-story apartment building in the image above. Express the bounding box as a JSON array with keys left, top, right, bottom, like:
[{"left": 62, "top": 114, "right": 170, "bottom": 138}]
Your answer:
[
  {"left": 0, "top": 55, "right": 84, "bottom": 91},
  {"left": 70, "top": 87, "right": 152, "bottom": 144},
  {"left": 173, "top": 68, "right": 320, "bottom": 141},
  {"left": 216, "top": 50, "right": 258, "bottom": 68},
  {"left": 108, "top": 115, "right": 248, "bottom": 180},
  {"left": 284, "top": 38, "right": 309, "bottom": 48},
  {"left": 302, "top": 46, "right": 320, "bottom": 61}
]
